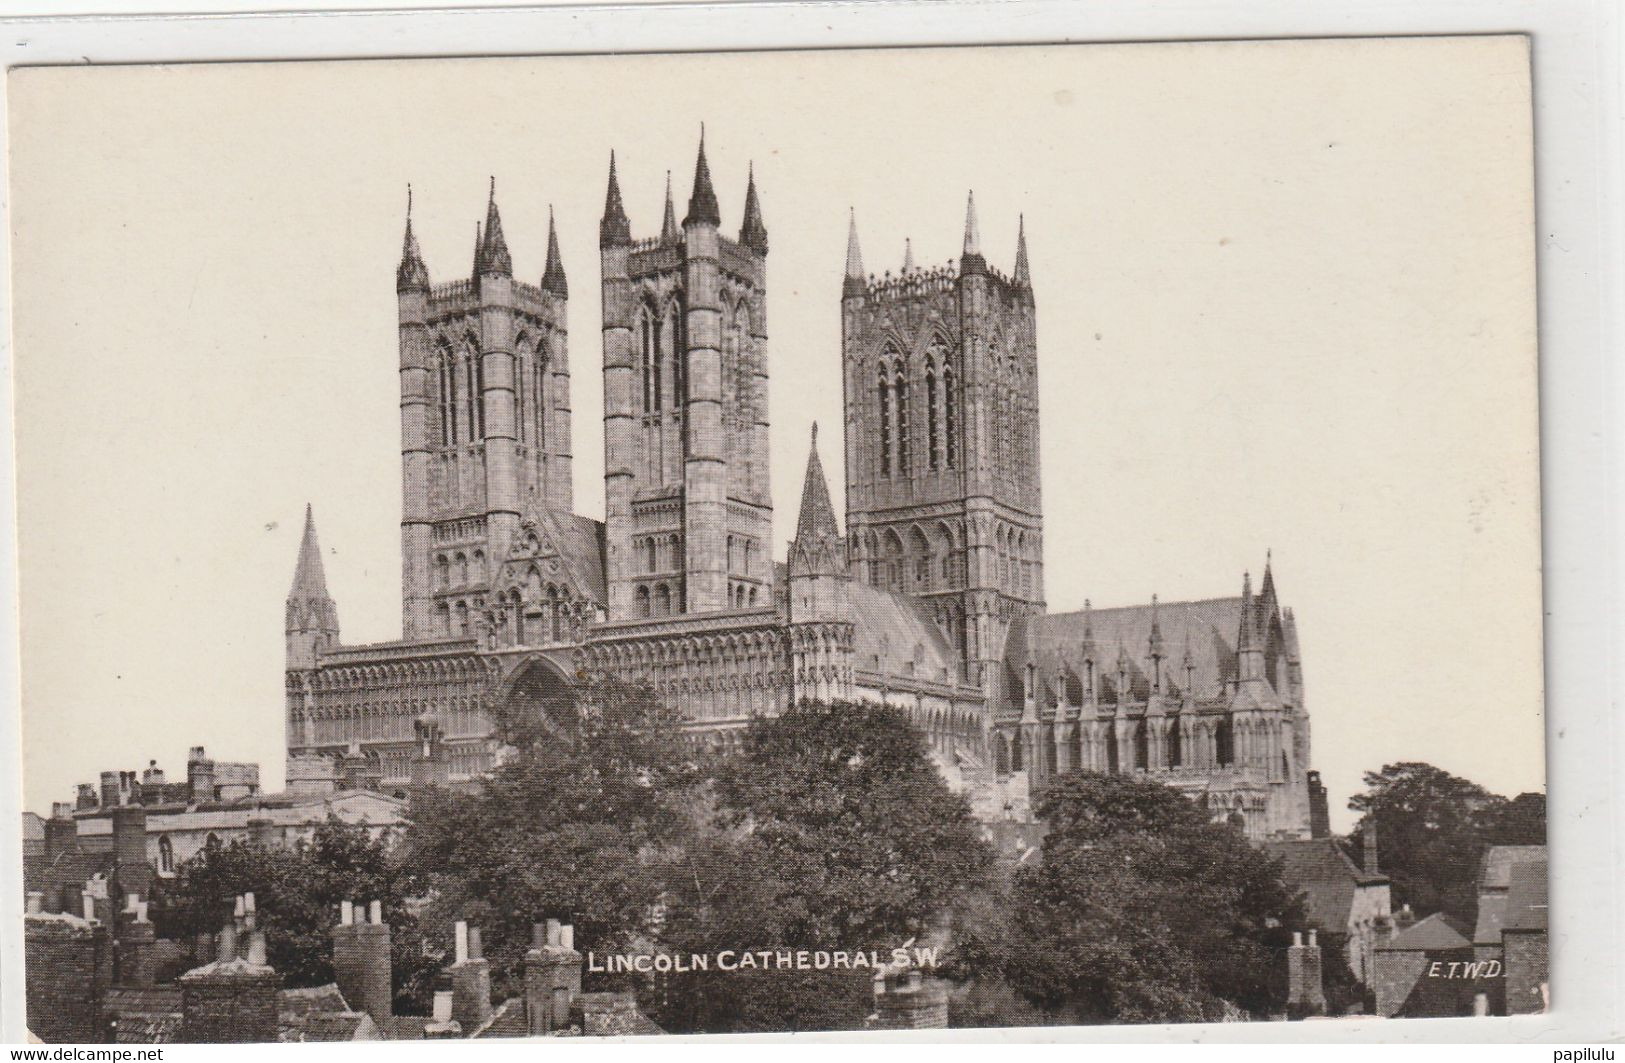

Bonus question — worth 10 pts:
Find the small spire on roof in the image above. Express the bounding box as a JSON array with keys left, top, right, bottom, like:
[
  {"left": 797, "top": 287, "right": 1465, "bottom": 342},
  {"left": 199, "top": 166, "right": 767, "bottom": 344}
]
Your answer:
[
  {"left": 479, "top": 177, "right": 512, "bottom": 277},
  {"left": 600, "top": 150, "right": 632, "bottom": 247},
  {"left": 843, "top": 208, "right": 866, "bottom": 297},
  {"left": 684, "top": 124, "right": 721, "bottom": 228},
  {"left": 661, "top": 170, "right": 678, "bottom": 241},
  {"left": 1013, "top": 213, "right": 1031, "bottom": 287},
  {"left": 541, "top": 206, "right": 568, "bottom": 297},
  {"left": 396, "top": 184, "right": 429, "bottom": 292},
  {"left": 739, "top": 160, "right": 768, "bottom": 255},
  {"left": 903, "top": 237, "right": 915, "bottom": 272}
]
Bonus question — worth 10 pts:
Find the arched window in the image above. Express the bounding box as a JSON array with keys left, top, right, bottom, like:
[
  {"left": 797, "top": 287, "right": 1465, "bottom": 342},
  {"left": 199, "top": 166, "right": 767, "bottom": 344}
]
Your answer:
[
  {"left": 943, "top": 361, "right": 959, "bottom": 469},
  {"left": 748, "top": 586, "right": 759, "bottom": 606},
  {"left": 436, "top": 602, "right": 450, "bottom": 636},
  {"left": 437, "top": 342, "right": 456, "bottom": 446},
  {"left": 1011, "top": 735, "right": 1024, "bottom": 772},
  {"left": 548, "top": 587, "right": 563, "bottom": 641},
  {"left": 644, "top": 539, "right": 657, "bottom": 573},
  {"left": 158, "top": 835, "right": 174, "bottom": 874},
  {"left": 995, "top": 734, "right": 1011, "bottom": 775},
  {"left": 515, "top": 342, "right": 528, "bottom": 446},
  {"left": 454, "top": 553, "right": 468, "bottom": 585},
  {"left": 510, "top": 589, "right": 525, "bottom": 645},
  {"left": 639, "top": 307, "right": 655, "bottom": 414},
  {"left": 925, "top": 362, "right": 939, "bottom": 471},
  {"left": 455, "top": 601, "right": 469, "bottom": 635},
  {"left": 877, "top": 368, "right": 892, "bottom": 477},
  {"left": 534, "top": 338, "right": 549, "bottom": 450},
  {"left": 894, "top": 367, "right": 910, "bottom": 475},
  {"left": 655, "top": 584, "right": 672, "bottom": 617},
  {"left": 435, "top": 555, "right": 449, "bottom": 590},
  {"left": 637, "top": 585, "right": 651, "bottom": 618}
]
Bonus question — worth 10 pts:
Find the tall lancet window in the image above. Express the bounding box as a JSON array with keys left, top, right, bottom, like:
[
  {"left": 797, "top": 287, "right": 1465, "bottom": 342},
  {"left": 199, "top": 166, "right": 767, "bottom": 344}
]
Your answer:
[
  {"left": 515, "top": 343, "right": 527, "bottom": 446},
  {"left": 894, "top": 367, "right": 911, "bottom": 475},
  {"left": 925, "top": 360, "right": 940, "bottom": 471},
  {"left": 943, "top": 361, "right": 959, "bottom": 469},
  {"left": 534, "top": 338, "right": 549, "bottom": 452},
  {"left": 877, "top": 367, "right": 892, "bottom": 478},
  {"left": 437, "top": 343, "right": 456, "bottom": 446},
  {"left": 639, "top": 309, "right": 655, "bottom": 414}
]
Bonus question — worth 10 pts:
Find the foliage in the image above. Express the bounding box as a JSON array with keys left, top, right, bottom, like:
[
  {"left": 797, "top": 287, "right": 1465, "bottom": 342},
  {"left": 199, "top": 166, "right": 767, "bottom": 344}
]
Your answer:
[
  {"left": 162, "top": 817, "right": 433, "bottom": 1009},
  {"left": 650, "top": 701, "right": 996, "bottom": 1034},
  {"left": 994, "top": 772, "right": 1301, "bottom": 1024},
  {"left": 1348, "top": 763, "right": 1545, "bottom": 923},
  {"left": 401, "top": 675, "right": 702, "bottom": 999}
]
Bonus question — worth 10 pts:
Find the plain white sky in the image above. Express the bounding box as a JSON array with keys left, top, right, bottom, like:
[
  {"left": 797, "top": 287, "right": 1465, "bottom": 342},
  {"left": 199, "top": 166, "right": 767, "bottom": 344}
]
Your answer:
[{"left": 10, "top": 38, "right": 1542, "bottom": 831}]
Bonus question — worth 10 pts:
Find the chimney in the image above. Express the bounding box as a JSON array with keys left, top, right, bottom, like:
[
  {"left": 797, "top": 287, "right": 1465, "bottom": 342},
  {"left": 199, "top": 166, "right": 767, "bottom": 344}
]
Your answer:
[
  {"left": 43, "top": 803, "right": 79, "bottom": 863},
  {"left": 525, "top": 919, "right": 583, "bottom": 1035},
  {"left": 188, "top": 749, "right": 217, "bottom": 802},
  {"left": 1286, "top": 929, "right": 1328, "bottom": 1019},
  {"left": 76, "top": 783, "right": 98, "bottom": 810},
  {"left": 25, "top": 905, "right": 112, "bottom": 1043},
  {"left": 178, "top": 929, "right": 279, "bottom": 1043},
  {"left": 332, "top": 899, "right": 393, "bottom": 1027},
  {"left": 110, "top": 803, "right": 151, "bottom": 902},
  {"left": 117, "top": 896, "right": 157, "bottom": 988},
  {"left": 450, "top": 920, "right": 492, "bottom": 1032},
  {"left": 100, "top": 771, "right": 121, "bottom": 808},
  {"left": 26, "top": 892, "right": 43, "bottom": 915},
  {"left": 1361, "top": 820, "right": 1380, "bottom": 876},
  {"left": 1307, "top": 771, "right": 1330, "bottom": 839},
  {"left": 1395, "top": 903, "right": 1416, "bottom": 931}
]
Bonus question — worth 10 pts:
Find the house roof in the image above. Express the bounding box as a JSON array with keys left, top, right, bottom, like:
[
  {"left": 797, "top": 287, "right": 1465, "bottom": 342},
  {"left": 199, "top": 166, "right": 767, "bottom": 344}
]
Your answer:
[
  {"left": 278, "top": 984, "right": 377, "bottom": 1042},
  {"left": 471, "top": 998, "right": 528, "bottom": 1039},
  {"left": 1263, "top": 838, "right": 1388, "bottom": 930},
  {"left": 104, "top": 987, "right": 184, "bottom": 1045},
  {"left": 1502, "top": 860, "right": 1548, "bottom": 933},
  {"left": 1474, "top": 845, "right": 1547, "bottom": 944},
  {"left": 112, "top": 1013, "right": 182, "bottom": 1044},
  {"left": 1379, "top": 911, "right": 1473, "bottom": 952}
]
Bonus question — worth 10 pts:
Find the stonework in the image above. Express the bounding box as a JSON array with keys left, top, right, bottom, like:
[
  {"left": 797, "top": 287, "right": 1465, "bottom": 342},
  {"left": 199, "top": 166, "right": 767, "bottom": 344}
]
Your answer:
[{"left": 279, "top": 136, "right": 1312, "bottom": 840}]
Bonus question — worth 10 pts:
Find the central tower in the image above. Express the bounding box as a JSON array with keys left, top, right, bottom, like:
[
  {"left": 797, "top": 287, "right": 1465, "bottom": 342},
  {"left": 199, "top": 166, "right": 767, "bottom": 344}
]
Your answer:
[
  {"left": 600, "top": 135, "right": 772, "bottom": 621},
  {"left": 841, "top": 195, "right": 1043, "bottom": 698}
]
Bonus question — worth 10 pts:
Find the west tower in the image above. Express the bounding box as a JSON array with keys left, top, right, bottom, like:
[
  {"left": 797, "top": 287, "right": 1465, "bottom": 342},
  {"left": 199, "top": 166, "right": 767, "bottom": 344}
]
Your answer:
[
  {"left": 841, "top": 196, "right": 1043, "bottom": 698},
  {"left": 600, "top": 136, "right": 772, "bottom": 621},
  {"left": 396, "top": 183, "right": 573, "bottom": 641}
]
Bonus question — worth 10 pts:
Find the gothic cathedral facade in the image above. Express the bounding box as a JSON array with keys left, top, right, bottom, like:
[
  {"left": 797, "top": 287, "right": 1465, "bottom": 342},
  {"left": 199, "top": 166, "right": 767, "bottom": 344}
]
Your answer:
[{"left": 282, "top": 135, "right": 1313, "bottom": 840}]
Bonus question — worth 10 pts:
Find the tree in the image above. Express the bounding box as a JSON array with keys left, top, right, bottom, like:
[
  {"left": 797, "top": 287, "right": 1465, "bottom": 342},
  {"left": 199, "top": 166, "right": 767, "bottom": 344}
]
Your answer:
[
  {"left": 1347, "top": 762, "right": 1536, "bottom": 923},
  {"left": 162, "top": 817, "right": 434, "bottom": 1009},
  {"left": 401, "top": 675, "right": 701, "bottom": 1000},
  {"left": 994, "top": 773, "right": 1301, "bottom": 1024},
  {"left": 651, "top": 701, "right": 996, "bottom": 1034}
]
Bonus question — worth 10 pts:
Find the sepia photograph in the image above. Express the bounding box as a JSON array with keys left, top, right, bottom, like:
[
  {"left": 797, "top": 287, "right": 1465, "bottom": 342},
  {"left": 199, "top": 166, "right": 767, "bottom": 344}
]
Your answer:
[{"left": 8, "top": 33, "right": 1546, "bottom": 1042}]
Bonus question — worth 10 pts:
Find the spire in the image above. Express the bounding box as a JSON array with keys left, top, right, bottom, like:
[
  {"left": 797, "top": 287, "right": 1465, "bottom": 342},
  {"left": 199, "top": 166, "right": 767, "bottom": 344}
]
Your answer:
[
  {"left": 470, "top": 220, "right": 483, "bottom": 284},
  {"left": 1237, "top": 571, "right": 1255, "bottom": 651},
  {"left": 684, "top": 126, "right": 721, "bottom": 228},
  {"left": 479, "top": 177, "right": 512, "bottom": 277},
  {"left": 541, "top": 207, "right": 568, "bottom": 297},
  {"left": 289, "top": 504, "right": 330, "bottom": 600},
  {"left": 1013, "top": 213, "right": 1031, "bottom": 286},
  {"left": 902, "top": 237, "right": 915, "bottom": 272},
  {"left": 1259, "top": 548, "right": 1277, "bottom": 612},
  {"left": 960, "top": 190, "right": 986, "bottom": 274},
  {"left": 396, "top": 185, "right": 429, "bottom": 292},
  {"left": 660, "top": 170, "right": 678, "bottom": 241},
  {"left": 1149, "top": 593, "right": 1165, "bottom": 657},
  {"left": 600, "top": 150, "right": 632, "bottom": 247},
  {"left": 843, "top": 209, "right": 866, "bottom": 298},
  {"left": 794, "top": 422, "right": 841, "bottom": 544},
  {"left": 739, "top": 161, "right": 768, "bottom": 255}
]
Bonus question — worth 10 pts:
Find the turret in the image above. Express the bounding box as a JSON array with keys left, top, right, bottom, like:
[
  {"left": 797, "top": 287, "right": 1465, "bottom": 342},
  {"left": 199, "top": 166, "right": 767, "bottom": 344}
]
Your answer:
[
  {"left": 286, "top": 505, "right": 340, "bottom": 671},
  {"left": 843, "top": 209, "right": 866, "bottom": 299},
  {"left": 959, "top": 190, "right": 986, "bottom": 275},
  {"left": 680, "top": 129, "right": 728, "bottom": 613},
  {"left": 476, "top": 179, "right": 521, "bottom": 571},
  {"left": 398, "top": 188, "right": 434, "bottom": 638},
  {"left": 787, "top": 424, "right": 849, "bottom": 622}
]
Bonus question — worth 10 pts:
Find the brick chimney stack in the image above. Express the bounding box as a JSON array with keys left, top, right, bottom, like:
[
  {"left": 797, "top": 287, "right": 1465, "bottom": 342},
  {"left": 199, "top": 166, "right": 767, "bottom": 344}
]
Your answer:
[
  {"left": 333, "top": 898, "right": 394, "bottom": 1028},
  {"left": 43, "top": 802, "right": 79, "bottom": 864},
  {"left": 450, "top": 920, "right": 492, "bottom": 1033},
  {"left": 179, "top": 896, "right": 279, "bottom": 1043},
  {"left": 1361, "top": 820, "right": 1380, "bottom": 876},
  {"left": 871, "top": 967, "right": 949, "bottom": 1030},
  {"left": 110, "top": 802, "right": 151, "bottom": 902},
  {"left": 1286, "top": 929, "right": 1328, "bottom": 1019},
  {"left": 117, "top": 896, "right": 157, "bottom": 988},
  {"left": 525, "top": 918, "right": 583, "bottom": 1034}
]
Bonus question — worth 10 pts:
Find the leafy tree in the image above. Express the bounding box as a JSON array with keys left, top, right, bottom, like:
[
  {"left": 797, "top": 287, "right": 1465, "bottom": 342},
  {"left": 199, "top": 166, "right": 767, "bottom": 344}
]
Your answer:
[
  {"left": 1347, "top": 762, "right": 1535, "bottom": 923},
  {"left": 162, "top": 817, "right": 433, "bottom": 1009},
  {"left": 995, "top": 772, "right": 1300, "bottom": 1024},
  {"left": 651, "top": 701, "right": 996, "bottom": 1034},
  {"left": 401, "top": 675, "right": 701, "bottom": 999}
]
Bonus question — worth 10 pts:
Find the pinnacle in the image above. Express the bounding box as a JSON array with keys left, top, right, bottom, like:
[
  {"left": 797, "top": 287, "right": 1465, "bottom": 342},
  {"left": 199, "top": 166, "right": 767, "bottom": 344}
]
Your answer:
[
  {"left": 740, "top": 160, "right": 768, "bottom": 255},
  {"left": 844, "top": 209, "right": 865, "bottom": 279},
  {"left": 1013, "top": 213, "right": 1031, "bottom": 286},
  {"left": 479, "top": 178, "right": 513, "bottom": 277},
  {"left": 661, "top": 170, "right": 678, "bottom": 241},
  {"left": 684, "top": 127, "right": 721, "bottom": 228},
  {"left": 541, "top": 206, "right": 568, "bottom": 297},
  {"left": 600, "top": 150, "right": 632, "bottom": 246},
  {"left": 289, "top": 504, "right": 331, "bottom": 601},
  {"left": 793, "top": 424, "right": 841, "bottom": 545},
  {"left": 396, "top": 184, "right": 428, "bottom": 292},
  {"left": 962, "top": 190, "right": 980, "bottom": 256}
]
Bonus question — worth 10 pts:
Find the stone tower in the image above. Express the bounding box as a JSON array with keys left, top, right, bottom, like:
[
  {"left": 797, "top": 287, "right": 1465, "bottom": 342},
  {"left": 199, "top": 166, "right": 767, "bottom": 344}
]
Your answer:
[
  {"left": 286, "top": 504, "right": 340, "bottom": 670},
  {"left": 599, "top": 135, "right": 771, "bottom": 621},
  {"left": 841, "top": 195, "right": 1042, "bottom": 699},
  {"left": 787, "top": 425, "right": 856, "bottom": 703},
  {"left": 396, "top": 182, "right": 572, "bottom": 640}
]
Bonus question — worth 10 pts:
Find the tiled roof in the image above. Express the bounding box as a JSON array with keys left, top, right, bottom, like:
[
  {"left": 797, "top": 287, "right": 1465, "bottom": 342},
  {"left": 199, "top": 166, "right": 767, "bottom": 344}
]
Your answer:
[
  {"left": 1007, "top": 596, "right": 1266, "bottom": 705},
  {"left": 471, "top": 998, "right": 528, "bottom": 1038},
  {"left": 1478, "top": 845, "right": 1546, "bottom": 890},
  {"left": 1379, "top": 912, "right": 1473, "bottom": 952},
  {"left": 380, "top": 1014, "right": 430, "bottom": 1040},
  {"left": 537, "top": 510, "right": 607, "bottom": 603},
  {"left": 1263, "top": 838, "right": 1386, "bottom": 930},
  {"left": 1502, "top": 861, "right": 1548, "bottom": 933},
  {"left": 1474, "top": 845, "right": 1546, "bottom": 945},
  {"left": 112, "top": 1013, "right": 181, "bottom": 1044},
  {"left": 105, "top": 988, "right": 183, "bottom": 1016},
  {"left": 849, "top": 582, "right": 960, "bottom": 686}
]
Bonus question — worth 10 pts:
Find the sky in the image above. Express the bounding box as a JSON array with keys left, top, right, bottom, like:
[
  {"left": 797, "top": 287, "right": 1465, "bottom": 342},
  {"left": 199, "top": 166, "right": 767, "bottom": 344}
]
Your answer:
[{"left": 9, "top": 38, "right": 1542, "bottom": 831}]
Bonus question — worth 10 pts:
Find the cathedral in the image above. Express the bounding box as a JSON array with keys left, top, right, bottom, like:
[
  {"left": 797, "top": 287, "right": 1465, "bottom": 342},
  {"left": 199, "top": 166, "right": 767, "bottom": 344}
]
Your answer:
[{"left": 283, "top": 135, "right": 1314, "bottom": 840}]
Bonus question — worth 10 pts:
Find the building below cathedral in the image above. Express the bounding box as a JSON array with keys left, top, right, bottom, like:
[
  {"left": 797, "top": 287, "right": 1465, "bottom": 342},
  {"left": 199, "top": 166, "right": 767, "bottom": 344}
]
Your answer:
[{"left": 282, "top": 134, "right": 1314, "bottom": 840}]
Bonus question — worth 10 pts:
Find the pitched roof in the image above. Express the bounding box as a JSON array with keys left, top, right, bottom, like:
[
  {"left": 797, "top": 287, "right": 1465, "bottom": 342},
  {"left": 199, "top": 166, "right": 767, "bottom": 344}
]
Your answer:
[
  {"left": 1009, "top": 596, "right": 1253, "bottom": 704},
  {"left": 288, "top": 505, "right": 332, "bottom": 601},
  {"left": 1502, "top": 860, "right": 1548, "bottom": 933},
  {"left": 113, "top": 1012, "right": 181, "bottom": 1044},
  {"left": 1474, "top": 845, "right": 1546, "bottom": 945},
  {"left": 849, "top": 582, "right": 960, "bottom": 686},
  {"left": 1263, "top": 838, "right": 1387, "bottom": 930},
  {"left": 793, "top": 425, "right": 840, "bottom": 544},
  {"left": 1379, "top": 911, "right": 1473, "bottom": 952},
  {"left": 538, "top": 511, "right": 607, "bottom": 603},
  {"left": 470, "top": 998, "right": 528, "bottom": 1039}
]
